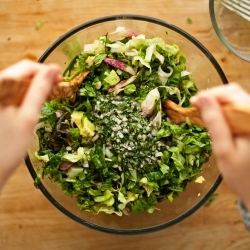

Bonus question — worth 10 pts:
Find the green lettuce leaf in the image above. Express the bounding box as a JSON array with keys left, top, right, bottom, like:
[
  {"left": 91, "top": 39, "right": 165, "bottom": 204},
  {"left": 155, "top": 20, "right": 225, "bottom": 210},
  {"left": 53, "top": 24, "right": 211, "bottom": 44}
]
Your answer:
[{"left": 62, "top": 147, "right": 85, "bottom": 162}]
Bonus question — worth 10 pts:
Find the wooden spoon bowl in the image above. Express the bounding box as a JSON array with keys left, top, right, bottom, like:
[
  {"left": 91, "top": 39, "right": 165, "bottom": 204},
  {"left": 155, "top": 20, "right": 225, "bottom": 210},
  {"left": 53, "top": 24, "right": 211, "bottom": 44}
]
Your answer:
[{"left": 164, "top": 99, "right": 250, "bottom": 135}]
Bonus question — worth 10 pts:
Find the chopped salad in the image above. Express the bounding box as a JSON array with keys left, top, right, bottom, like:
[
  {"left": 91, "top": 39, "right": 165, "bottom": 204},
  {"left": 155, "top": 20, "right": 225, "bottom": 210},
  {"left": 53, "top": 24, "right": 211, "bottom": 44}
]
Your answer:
[{"left": 35, "top": 27, "right": 212, "bottom": 216}]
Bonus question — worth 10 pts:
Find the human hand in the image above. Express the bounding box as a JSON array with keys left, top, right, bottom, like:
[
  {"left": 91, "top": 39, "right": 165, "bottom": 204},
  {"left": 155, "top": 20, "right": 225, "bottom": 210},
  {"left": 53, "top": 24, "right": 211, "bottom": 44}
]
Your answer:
[
  {"left": 191, "top": 83, "right": 250, "bottom": 211},
  {"left": 0, "top": 60, "right": 61, "bottom": 190}
]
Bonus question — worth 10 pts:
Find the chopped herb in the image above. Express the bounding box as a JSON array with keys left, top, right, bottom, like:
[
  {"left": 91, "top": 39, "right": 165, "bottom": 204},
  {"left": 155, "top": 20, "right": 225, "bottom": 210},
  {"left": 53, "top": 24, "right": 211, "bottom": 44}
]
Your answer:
[
  {"left": 35, "top": 20, "right": 44, "bottom": 31},
  {"left": 187, "top": 18, "right": 193, "bottom": 24},
  {"left": 206, "top": 193, "right": 218, "bottom": 205},
  {"left": 7, "top": 37, "right": 11, "bottom": 41}
]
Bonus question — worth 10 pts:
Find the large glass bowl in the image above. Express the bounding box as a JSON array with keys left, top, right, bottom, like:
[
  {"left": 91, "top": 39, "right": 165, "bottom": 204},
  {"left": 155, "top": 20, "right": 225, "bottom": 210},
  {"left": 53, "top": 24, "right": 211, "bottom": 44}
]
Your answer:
[
  {"left": 209, "top": 0, "right": 250, "bottom": 62},
  {"left": 25, "top": 15, "right": 226, "bottom": 235}
]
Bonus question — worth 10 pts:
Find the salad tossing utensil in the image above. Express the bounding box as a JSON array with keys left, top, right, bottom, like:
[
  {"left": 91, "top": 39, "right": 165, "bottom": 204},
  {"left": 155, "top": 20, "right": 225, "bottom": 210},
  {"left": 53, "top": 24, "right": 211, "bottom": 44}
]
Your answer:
[
  {"left": 221, "top": 0, "right": 250, "bottom": 22},
  {"left": 0, "top": 71, "right": 90, "bottom": 106},
  {"left": 164, "top": 99, "right": 250, "bottom": 135}
]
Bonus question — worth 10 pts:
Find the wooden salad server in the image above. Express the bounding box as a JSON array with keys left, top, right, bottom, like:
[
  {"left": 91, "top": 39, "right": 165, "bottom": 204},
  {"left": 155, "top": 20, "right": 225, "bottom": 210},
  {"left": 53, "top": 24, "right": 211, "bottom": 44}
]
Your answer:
[
  {"left": 163, "top": 99, "right": 250, "bottom": 135},
  {"left": 0, "top": 71, "right": 90, "bottom": 106}
]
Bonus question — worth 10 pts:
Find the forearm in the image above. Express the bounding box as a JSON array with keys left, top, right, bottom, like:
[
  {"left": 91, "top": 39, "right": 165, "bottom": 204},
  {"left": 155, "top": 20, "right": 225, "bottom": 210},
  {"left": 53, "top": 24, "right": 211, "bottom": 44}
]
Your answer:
[{"left": 0, "top": 60, "right": 61, "bottom": 191}]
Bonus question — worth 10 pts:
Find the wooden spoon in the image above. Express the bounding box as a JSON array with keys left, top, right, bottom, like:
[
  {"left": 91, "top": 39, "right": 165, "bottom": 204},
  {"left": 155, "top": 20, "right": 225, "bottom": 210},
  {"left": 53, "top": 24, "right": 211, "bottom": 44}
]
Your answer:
[
  {"left": 163, "top": 99, "right": 250, "bottom": 135},
  {"left": 0, "top": 71, "right": 90, "bottom": 106}
]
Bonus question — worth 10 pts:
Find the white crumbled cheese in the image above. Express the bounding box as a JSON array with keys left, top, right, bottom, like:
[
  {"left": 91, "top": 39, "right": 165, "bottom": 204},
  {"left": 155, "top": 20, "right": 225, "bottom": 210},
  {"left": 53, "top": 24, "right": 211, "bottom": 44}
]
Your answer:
[
  {"left": 137, "top": 124, "right": 142, "bottom": 129},
  {"left": 113, "top": 125, "right": 122, "bottom": 132},
  {"left": 123, "top": 128, "right": 129, "bottom": 134},
  {"left": 117, "top": 131, "right": 124, "bottom": 139},
  {"left": 155, "top": 151, "right": 163, "bottom": 157}
]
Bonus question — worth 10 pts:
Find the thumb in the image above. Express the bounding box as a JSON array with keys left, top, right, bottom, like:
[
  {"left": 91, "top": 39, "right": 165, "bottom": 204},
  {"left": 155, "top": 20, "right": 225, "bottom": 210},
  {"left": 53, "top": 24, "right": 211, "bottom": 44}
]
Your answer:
[{"left": 20, "top": 65, "right": 61, "bottom": 126}]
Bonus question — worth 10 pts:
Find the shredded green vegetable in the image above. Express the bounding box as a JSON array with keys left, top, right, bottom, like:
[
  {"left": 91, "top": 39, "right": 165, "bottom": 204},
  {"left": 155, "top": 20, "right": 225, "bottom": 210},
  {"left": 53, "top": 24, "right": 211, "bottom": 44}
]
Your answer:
[{"left": 35, "top": 28, "right": 212, "bottom": 216}]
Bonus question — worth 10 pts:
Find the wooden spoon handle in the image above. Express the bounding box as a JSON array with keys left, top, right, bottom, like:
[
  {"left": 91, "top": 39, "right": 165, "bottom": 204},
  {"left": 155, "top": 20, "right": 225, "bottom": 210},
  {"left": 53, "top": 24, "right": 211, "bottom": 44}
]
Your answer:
[
  {"left": 187, "top": 104, "right": 250, "bottom": 135},
  {"left": 222, "top": 104, "right": 250, "bottom": 135},
  {"left": 0, "top": 71, "right": 90, "bottom": 106},
  {"left": 164, "top": 100, "right": 250, "bottom": 135}
]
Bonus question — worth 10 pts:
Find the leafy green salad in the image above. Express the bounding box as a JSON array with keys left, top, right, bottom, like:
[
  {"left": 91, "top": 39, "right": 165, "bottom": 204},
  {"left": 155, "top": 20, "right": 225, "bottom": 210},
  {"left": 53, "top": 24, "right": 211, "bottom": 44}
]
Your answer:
[{"left": 35, "top": 27, "right": 212, "bottom": 216}]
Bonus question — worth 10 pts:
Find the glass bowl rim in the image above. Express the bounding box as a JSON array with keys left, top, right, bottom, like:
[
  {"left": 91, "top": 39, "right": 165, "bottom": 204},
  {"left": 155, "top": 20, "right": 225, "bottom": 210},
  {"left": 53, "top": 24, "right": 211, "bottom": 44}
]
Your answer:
[
  {"left": 26, "top": 14, "right": 224, "bottom": 235},
  {"left": 209, "top": 0, "right": 250, "bottom": 63}
]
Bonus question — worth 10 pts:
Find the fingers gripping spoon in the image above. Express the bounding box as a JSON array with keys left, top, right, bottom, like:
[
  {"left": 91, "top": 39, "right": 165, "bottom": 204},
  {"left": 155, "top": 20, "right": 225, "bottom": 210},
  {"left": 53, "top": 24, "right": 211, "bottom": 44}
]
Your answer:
[
  {"left": 0, "top": 71, "right": 90, "bottom": 106},
  {"left": 163, "top": 99, "right": 250, "bottom": 135}
]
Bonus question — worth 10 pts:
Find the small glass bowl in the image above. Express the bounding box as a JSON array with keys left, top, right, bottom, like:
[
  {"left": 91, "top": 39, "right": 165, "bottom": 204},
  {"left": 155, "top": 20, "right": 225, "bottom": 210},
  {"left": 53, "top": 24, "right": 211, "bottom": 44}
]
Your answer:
[
  {"left": 209, "top": 0, "right": 250, "bottom": 62},
  {"left": 25, "top": 15, "right": 225, "bottom": 235}
]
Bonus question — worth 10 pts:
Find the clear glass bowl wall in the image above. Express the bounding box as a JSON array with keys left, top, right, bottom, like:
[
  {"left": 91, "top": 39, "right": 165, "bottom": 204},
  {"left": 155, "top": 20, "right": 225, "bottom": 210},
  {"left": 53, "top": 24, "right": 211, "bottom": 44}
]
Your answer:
[
  {"left": 26, "top": 15, "right": 225, "bottom": 235},
  {"left": 209, "top": 0, "right": 250, "bottom": 62}
]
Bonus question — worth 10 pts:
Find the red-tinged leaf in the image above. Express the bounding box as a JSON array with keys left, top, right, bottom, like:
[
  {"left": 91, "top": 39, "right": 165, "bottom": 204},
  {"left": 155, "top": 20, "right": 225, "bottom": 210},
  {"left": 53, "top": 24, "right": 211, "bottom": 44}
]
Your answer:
[
  {"left": 103, "top": 58, "right": 136, "bottom": 75},
  {"left": 104, "top": 58, "right": 125, "bottom": 70},
  {"left": 127, "top": 30, "right": 139, "bottom": 38},
  {"left": 59, "top": 161, "right": 74, "bottom": 171}
]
